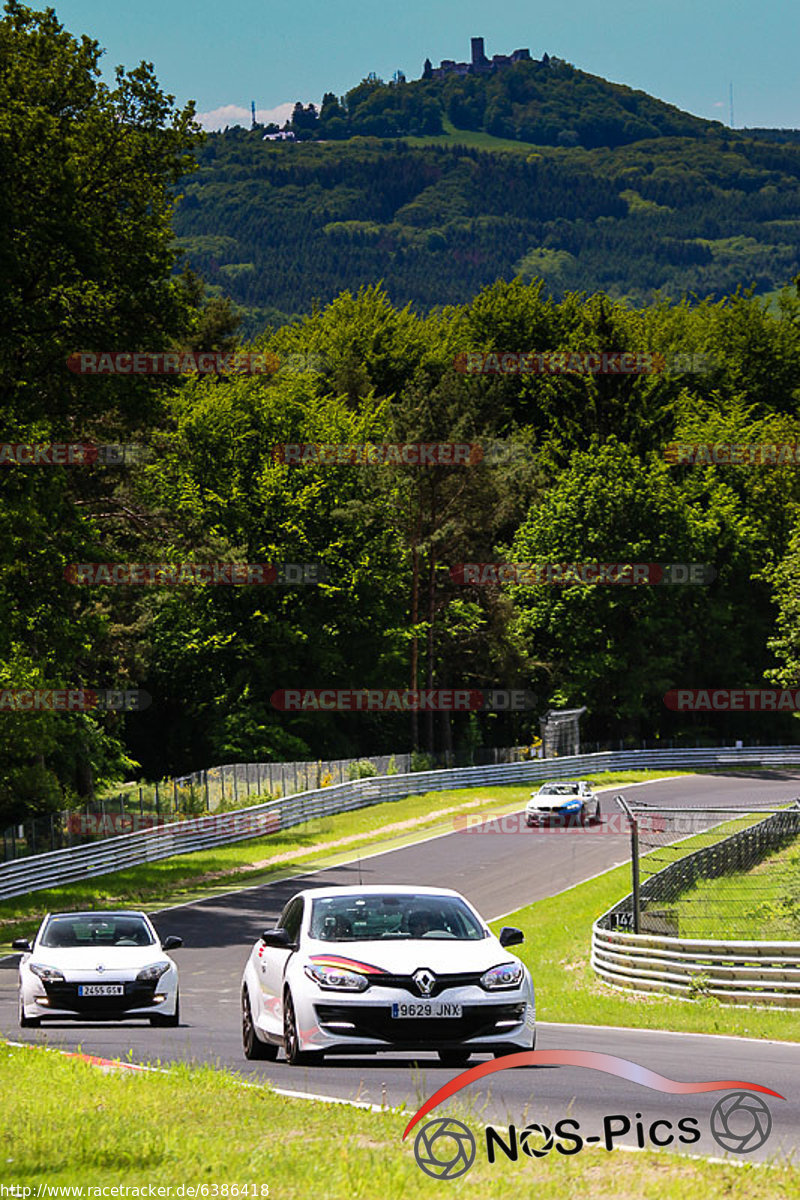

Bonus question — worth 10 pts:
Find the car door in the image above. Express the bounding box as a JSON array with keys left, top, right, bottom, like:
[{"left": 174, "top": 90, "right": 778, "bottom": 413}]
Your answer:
[{"left": 259, "top": 896, "right": 303, "bottom": 1036}]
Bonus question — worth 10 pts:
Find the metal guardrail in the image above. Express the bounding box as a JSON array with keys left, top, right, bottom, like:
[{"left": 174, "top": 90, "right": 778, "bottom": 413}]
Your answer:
[
  {"left": 3, "top": 744, "right": 800, "bottom": 902},
  {"left": 2, "top": 744, "right": 537, "bottom": 860},
  {"left": 592, "top": 928, "right": 800, "bottom": 1008},
  {"left": 592, "top": 805, "right": 800, "bottom": 1007}
]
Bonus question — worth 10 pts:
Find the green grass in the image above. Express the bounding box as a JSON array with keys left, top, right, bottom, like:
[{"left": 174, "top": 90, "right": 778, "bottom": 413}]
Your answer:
[
  {"left": 672, "top": 834, "right": 800, "bottom": 940},
  {"left": 490, "top": 855, "right": 800, "bottom": 1041},
  {"left": 0, "top": 770, "right": 686, "bottom": 944},
  {"left": 1, "top": 1041, "right": 795, "bottom": 1197},
  {"left": 400, "top": 116, "right": 548, "bottom": 154}
]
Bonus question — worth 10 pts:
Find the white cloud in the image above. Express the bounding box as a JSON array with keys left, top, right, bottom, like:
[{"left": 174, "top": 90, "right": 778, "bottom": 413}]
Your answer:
[{"left": 195, "top": 102, "right": 305, "bottom": 131}]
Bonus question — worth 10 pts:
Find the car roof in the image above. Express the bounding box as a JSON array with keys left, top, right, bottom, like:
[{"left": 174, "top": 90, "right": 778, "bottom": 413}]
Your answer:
[
  {"left": 295, "top": 885, "right": 464, "bottom": 903},
  {"left": 539, "top": 779, "right": 585, "bottom": 786},
  {"left": 43, "top": 910, "right": 150, "bottom": 920}
]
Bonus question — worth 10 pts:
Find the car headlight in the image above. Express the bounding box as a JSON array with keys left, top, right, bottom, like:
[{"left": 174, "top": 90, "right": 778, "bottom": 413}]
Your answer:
[
  {"left": 29, "top": 963, "right": 65, "bottom": 983},
  {"left": 480, "top": 962, "right": 524, "bottom": 990},
  {"left": 304, "top": 963, "right": 369, "bottom": 991},
  {"left": 136, "top": 961, "right": 171, "bottom": 983}
]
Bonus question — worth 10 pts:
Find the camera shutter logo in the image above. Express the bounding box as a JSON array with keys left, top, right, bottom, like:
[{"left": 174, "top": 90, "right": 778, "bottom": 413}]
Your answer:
[
  {"left": 519, "top": 1122, "right": 554, "bottom": 1158},
  {"left": 710, "top": 1091, "right": 772, "bottom": 1153},
  {"left": 414, "top": 1117, "right": 476, "bottom": 1180}
]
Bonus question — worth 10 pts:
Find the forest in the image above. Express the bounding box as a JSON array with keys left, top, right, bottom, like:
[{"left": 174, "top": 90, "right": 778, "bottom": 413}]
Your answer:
[
  {"left": 3, "top": 3, "right": 800, "bottom": 825},
  {"left": 174, "top": 130, "right": 800, "bottom": 330}
]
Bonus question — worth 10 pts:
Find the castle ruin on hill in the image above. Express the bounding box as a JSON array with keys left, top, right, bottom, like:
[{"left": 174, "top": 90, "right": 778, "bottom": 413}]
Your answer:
[{"left": 422, "top": 36, "right": 554, "bottom": 81}]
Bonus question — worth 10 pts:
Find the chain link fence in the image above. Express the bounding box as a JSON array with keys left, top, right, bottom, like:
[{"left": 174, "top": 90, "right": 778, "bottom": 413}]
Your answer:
[{"left": 607, "top": 797, "right": 800, "bottom": 940}]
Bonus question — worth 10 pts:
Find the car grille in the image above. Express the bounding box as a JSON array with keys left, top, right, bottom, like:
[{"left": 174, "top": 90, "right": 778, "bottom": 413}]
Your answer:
[
  {"left": 367, "top": 971, "right": 484, "bottom": 998},
  {"left": 42, "top": 981, "right": 159, "bottom": 1013},
  {"left": 315, "top": 1002, "right": 526, "bottom": 1043}
]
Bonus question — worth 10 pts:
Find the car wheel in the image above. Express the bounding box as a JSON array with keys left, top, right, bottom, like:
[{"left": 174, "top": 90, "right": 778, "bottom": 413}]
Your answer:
[
  {"left": 438, "top": 1049, "right": 472, "bottom": 1067},
  {"left": 19, "top": 992, "right": 40, "bottom": 1028},
  {"left": 592, "top": 802, "right": 601, "bottom": 824},
  {"left": 283, "top": 991, "right": 324, "bottom": 1066},
  {"left": 242, "top": 987, "right": 278, "bottom": 1060},
  {"left": 150, "top": 991, "right": 180, "bottom": 1027}
]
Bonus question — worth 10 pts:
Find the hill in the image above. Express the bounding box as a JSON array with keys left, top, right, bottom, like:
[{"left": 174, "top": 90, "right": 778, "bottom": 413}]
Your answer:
[
  {"left": 290, "top": 50, "right": 724, "bottom": 150},
  {"left": 173, "top": 127, "right": 800, "bottom": 329}
]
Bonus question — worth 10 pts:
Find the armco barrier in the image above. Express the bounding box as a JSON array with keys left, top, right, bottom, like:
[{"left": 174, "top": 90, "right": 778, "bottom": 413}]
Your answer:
[
  {"left": 592, "top": 807, "right": 800, "bottom": 1006},
  {"left": 3, "top": 745, "right": 800, "bottom": 902},
  {"left": 592, "top": 928, "right": 800, "bottom": 1007}
]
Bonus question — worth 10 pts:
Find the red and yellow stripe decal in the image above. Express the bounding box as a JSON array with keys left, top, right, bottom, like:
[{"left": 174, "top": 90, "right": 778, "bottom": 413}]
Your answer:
[{"left": 308, "top": 954, "right": 384, "bottom": 975}]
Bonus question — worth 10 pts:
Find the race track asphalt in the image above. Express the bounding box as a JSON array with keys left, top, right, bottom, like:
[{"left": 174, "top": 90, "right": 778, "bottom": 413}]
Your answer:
[{"left": 2, "top": 772, "right": 798, "bottom": 1164}]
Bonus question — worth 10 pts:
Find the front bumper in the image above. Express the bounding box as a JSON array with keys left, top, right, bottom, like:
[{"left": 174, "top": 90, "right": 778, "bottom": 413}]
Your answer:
[
  {"left": 28, "top": 979, "right": 175, "bottom": 1020},
  {"left": 298, "top": 985, "right": 535, "bottom": 1052},
  {"left": 525, "top": 804, "right": 583, "bottom": 825}
]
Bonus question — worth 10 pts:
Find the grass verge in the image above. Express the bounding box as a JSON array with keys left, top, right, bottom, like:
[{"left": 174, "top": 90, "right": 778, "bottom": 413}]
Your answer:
[
  {"left": 0, "top": 770, "right": 685, "bottom": 945},
  {"left": 1, "top": 1041, "right": 795, "bottom": 1197}
]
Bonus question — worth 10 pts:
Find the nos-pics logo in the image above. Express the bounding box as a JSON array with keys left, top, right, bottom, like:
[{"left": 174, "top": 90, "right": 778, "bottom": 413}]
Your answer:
[{"left": 404, "top": 1050, "right": 783, "bottom": 1179}]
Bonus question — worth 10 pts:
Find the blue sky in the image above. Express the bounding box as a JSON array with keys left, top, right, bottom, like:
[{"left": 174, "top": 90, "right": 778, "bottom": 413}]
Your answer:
[{"left": 53, "top": 0, "right": 799, "bottom": 131}]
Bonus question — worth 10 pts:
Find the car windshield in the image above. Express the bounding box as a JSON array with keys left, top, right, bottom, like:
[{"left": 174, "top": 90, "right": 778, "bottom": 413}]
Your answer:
[
  {"left": 40, "top": 915, "right": 155, "bottom": 948},
  {"left": 309, "top": 894, "right": 486, "bottom": 941},
  {"left": 539, "top": 783, "right": 580, "bottom": 795}
]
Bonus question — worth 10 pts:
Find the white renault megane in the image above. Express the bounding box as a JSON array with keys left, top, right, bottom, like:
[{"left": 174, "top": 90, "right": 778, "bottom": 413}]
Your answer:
[
  {"left": 241, "top": 884, "right": 536, "bottom": 1066},
  {"left": 15, "top": 910, "right": 182, "bottom": 1027}
]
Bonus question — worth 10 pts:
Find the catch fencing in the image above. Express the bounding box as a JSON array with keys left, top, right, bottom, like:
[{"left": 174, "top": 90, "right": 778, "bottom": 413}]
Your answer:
[
  {"left": 1, "top": 745, "right": 534, "bottom": 862},
  {"left": 3, "top": 744, "right": 800, "bottom": 902},
  {"left": 592, "top": 798, "right": 800, "bottom": 1005}
]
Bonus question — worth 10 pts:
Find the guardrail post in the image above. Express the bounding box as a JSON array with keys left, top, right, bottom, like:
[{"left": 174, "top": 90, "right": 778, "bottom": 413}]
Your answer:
[{"left": 616, "top": 794, "right": 640, "bottom": 933}]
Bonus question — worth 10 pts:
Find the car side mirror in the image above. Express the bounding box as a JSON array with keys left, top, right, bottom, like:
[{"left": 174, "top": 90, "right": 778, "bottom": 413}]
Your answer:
[
  {"left": 499, "top": 926, "right": 524, "bottom": 948},
  {"left": 261, "top": 928, "right": 294, "bottom": 949},
  {"left": 162, "top": 935, "right": 183, "bottom": 951},
  {"left": 11, "top": 938, "right": 31, "bottom": 951}
]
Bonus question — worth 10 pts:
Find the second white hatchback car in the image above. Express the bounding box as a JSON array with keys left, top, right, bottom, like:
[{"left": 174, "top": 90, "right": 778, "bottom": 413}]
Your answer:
[
  {"left": 241, "top": 884, "right": 535, "bottom": 1066},
  {"left": 15, "top": 910, "right": 182, "bottom": 1027}
]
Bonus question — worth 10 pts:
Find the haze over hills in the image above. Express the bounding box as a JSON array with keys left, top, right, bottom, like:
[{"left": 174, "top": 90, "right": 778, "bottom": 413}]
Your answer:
[{"left": 172, "top": 47, "right": 800, "bottom": 330}]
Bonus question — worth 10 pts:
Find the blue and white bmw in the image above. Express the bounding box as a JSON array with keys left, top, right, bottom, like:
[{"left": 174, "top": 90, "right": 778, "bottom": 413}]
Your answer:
[
  {"left": 525, "top": 779, "right": 600, "bottom": 826},
  {"left": 241, "top": 884, "right": 535, "bottom": 1066}
]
